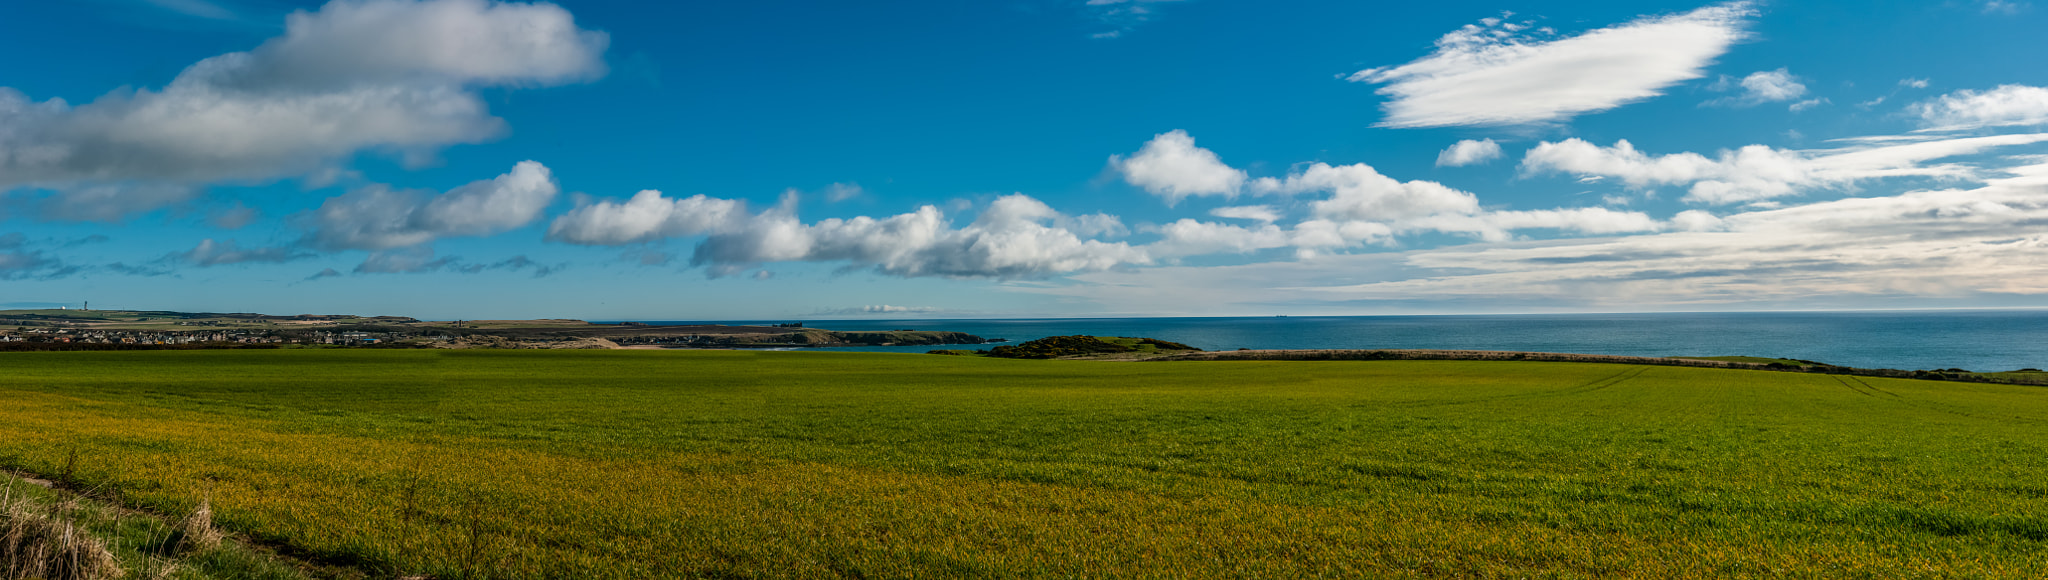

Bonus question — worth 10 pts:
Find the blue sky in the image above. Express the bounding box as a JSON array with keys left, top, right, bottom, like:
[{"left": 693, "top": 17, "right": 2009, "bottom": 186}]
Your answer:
[{"left": 4, "top": 0, "right": 2048, "bottom": 320}]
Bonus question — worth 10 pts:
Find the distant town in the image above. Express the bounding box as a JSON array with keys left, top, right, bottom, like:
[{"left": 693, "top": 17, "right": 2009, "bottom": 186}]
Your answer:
[
  {"left": 0, "top": 307, "right": 992, "bottom": 350},
  {"left": 1, "top": 311, "right": 426, "bottom": 346}
]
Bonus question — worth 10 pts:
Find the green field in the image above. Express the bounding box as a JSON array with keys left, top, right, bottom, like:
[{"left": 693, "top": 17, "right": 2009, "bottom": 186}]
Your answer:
[{"left": 1, "top": 350, "right": 2044, "bottom": 578}]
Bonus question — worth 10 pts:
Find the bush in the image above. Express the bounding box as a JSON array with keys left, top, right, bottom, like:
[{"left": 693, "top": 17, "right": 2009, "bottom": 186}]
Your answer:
[{"left": 986, "top": 336, "right": 1134, "bottom": 359}]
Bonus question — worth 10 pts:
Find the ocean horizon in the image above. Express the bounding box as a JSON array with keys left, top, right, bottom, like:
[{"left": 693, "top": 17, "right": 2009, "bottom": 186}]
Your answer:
[{"left": 605, "top": 309, "right": 2048, "bottom": 372}]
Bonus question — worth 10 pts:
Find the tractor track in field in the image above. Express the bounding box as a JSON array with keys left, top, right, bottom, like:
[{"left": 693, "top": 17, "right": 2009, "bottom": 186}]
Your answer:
[{"left": 1389, "top": 365, "right": 1652, "bottom": 409}]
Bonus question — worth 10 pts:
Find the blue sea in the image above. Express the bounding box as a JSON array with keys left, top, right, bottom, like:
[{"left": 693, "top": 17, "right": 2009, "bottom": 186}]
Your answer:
[{"left": 619, "top": 310, "right": 2048, "bottom": 372}]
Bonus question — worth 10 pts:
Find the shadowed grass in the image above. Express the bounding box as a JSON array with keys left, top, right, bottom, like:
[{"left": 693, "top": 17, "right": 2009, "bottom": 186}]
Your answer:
[{"left": 0, "top": 350, "right": 2043, "bottom": 578}]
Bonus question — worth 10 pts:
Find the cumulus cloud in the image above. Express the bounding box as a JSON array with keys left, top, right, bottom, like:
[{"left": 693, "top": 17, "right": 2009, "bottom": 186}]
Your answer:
[
  {"left": 1034, "top": 156, "right": 2048, "bottom": 315},
  {"left": 1209, "top": 205, "right": 1282, "bottom": 223},
  {"left": 1147, "top": 220, "right": 1292, "bottom": 257},
  {"left": 1436, "top": 139, "right": 1504, "bottom": 167},
  {"left": 552, "top": 191, "right": 1150, "bottom": 279},
  {"left": 1255, "top": 162, "right": 1481, "bottom": 222},
  {"left": 1350, "top": 2, "right": 1753, "bottom": 128},
  {"left": 1912, "top": 85, "right": 2048, "bottom": 129},
  {"left": 304, "top": 160, "right": 558, "bottom": 250},
  {"left": 546, "top": 190, "right": 748, "bottom": 245},
  {"left": 0, "top": 0, "right": 606, "bottom": 219},
  {"left": 1704, "top": 68, "right": 1808, "bottom": 108},
  {"left": 1110, "top": 130, "right": 1247, "bottom": 205},
  {"left": 173, "top": 239, "right": 312, "bottom": 266},
  {"left": 1520, "top": 133, "right": 2048, "bottom": 204},
  {"left": 1130, "top": 157, "right": 1667, "bottom": 251}
]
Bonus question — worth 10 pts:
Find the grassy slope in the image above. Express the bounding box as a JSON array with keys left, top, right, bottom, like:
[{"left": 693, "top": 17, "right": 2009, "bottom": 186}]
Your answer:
[
  {"left": 1, "top": 475, "right": 322, "bottom": 580},
  {"left": 0, "top": 350, "right": 2043, "bottom": 578}
]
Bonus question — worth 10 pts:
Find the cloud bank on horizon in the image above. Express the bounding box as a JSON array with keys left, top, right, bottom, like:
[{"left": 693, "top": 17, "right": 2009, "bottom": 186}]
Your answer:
[{"left": 4, "top": 0, "right": 2048, "bottom": 318}]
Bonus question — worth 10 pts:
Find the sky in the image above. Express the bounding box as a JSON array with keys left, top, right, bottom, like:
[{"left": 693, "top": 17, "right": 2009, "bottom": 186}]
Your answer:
[{"left": 4, "top": 0, "right": 2048, "bottom": 320}]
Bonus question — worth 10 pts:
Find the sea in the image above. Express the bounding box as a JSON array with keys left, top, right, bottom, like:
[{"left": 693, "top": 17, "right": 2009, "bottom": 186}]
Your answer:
[{"left": 615, "top": 310, "right": 2048, "bottom": 372}]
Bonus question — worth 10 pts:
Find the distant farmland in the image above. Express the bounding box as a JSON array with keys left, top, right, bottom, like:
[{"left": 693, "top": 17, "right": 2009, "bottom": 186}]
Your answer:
[{"left": 1, "top": 350, "right": 2043, "bottom": 578}]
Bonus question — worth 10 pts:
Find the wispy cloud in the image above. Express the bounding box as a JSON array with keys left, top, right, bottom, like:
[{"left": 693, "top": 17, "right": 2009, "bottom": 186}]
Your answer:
[
  {"left": 344, "top": 248, "right": 564, "bottom": 277},
  {"left": 172, "top": 239, "right": 312, "bottom": 266},
  {"left": 139, "top": 0, "right": 237, "bottom": 20},
  {"left": 813, "top": 305, "right": 944, "bottom": 316},
  {"left": 1350, "top": 2, "right": 1754, "bottom": 128},
  {"left": 1027, "top": 157, "right": 2048, "bottom": 314},
  {"left": 1519, "top": 133, "right": 2048, "bottom": 204},
  {"left": 1085, "top": 0, "right": 1188, "bottom": 38}
]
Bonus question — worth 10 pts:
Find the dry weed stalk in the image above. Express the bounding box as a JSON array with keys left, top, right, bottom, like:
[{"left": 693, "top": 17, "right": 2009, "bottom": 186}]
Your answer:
[
  {"left": 0, "top": 490, "right": 124, "bottom": 580},
  {"left": 171, "top": 489, "right": 222, "bottom": 555}
]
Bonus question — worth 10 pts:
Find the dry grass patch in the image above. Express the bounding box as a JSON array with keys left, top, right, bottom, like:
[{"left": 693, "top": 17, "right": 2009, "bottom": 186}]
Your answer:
[{"left": 1, "top": 492, "right": 123, "bottom": 580}]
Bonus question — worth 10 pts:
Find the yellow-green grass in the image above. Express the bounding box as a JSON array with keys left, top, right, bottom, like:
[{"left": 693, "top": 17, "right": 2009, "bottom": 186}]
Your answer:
[
  {"left": 0, "top": 350, "right": 2043, "bottom": 578},
  {"left": 1, "top": 474, "right": 320, "bottom": 579},
  {"left": 1672, "top": 355, "right": 1823, "bottom": 366}
]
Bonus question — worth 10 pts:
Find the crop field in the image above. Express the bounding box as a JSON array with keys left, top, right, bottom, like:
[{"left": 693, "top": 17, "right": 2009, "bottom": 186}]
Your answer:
[{"left": 0, "top": 350, "right": 2043, "bottom": 578}]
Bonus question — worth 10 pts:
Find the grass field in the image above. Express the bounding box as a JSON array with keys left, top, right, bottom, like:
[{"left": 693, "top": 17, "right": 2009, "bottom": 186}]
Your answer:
[{"left": 0, "top": 350, "right": 2043, "bottom": 578}]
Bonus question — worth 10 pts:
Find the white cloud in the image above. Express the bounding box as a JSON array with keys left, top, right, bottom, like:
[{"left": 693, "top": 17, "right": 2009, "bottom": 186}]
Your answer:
[
  {"left": 547, "top": 190, "right": 749, "bottom": 245},
  {"left": 1110, "top": 130, "right": 1247, "bottom": 205},
  {"left": 1436, "top": 139, "right": 1504, "bottom": 167},
  {"left": 142, "top": 0, "right": 238, "bottom": 20},
  {"left": 823, "top": 182, "right": 864, "bottom": 202},
  {"left": 1520, "top": 133, "right": 2048, "bottom": 204},
  {"left": 1912, "top": 85, "right": 2048, "bottom": 129},
  {"left": 1147, "top": 220, "right": 1292, "bottom": 257},
  {"left": 1302, "top": 161, "right": 2048, "bottom": 305},
  {"left": 1900, "top": 78, "right": 1931, "bottom": 89},
  {"left": 1668, "top": 209, "right": 1726, "bottom": 232},
  {"left": 0, "top": 0, "right": 606, "bottom": 219},
  {"left": 1704, "top": 68, "right": 1807, "bottom": 108},
  {"left": 173, "top": 239, "right": 311, "bottom": 266},
  {"left": 551, "top": 191, "right": 1150, "bottom": 279},
  {"left": 1254, "top": 162, "right": 1481, "bottom": 222},
  {"left": 305, "top": 160, "right": 558, "bottom": 250},
  {"left": 1063, "top": 212, "right": 1131, "bottom": 238},
  {"left": 1025, "top": 157, "right": 2048, "bottom": 315},
  {"left": 1350, "top": 2, "right": 1753, "bottom": 128},
  {"left": 1789, "top": 98, "right": 1829, "bottom": 112},
  {"left": 1401, "top": 207, "right": 1664, "bottom": 242},
  {"left": 1982, "top": 1, "right": 2027, "bottom": 15},
  {"left": 1209, "top": 205, "right": 1282, "bottom": 223}
]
